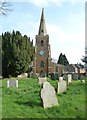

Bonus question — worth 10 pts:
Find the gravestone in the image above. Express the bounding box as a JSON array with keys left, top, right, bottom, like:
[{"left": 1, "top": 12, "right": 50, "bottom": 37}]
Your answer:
[
  {"left": 81, "top": 80, "right": 86, "bottom": 83},
  {"left": 41, "top": 82, "right": 59, "bottom": 108},
  {"left": 59, "top": 77, "right": 63, "bottom": 81},
  {"left": 38, "top": 77, "right": 47, "bottom": 85},
  {"left": 7, "top": 80, "right": 18, "bottom": 88},
  {"left": 72, "top": 73, "right": 78, "bottom": 80},
  {"left": 63, "top": 74, "right": 68, "bottom": 81},
  {"left": 57, "top": 79, "right": 67, "bottom": 94},
  {"left": 68, "top": 74, "right": 72, "bottom": 84}
]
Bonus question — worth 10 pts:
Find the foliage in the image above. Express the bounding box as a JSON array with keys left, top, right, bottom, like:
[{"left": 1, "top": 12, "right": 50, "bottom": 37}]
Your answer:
[
  {"left": 76, "top": 63, "right": 84, "bottom": 68},
  {"left": 81, "top": 47, "right": 87, "bottom": 70},
  {"left": 57, "top": 53, "right": 69, "bottom": 66},
  {"left": 2, "top": 78, "right": 85, "bottom": 118},
  {"left": 81, "top": 47, "right": 87, "bottom": 73},
  {"left": 81, "top": 56, "right": 87, "bottom": 64},
  {"left": 2, "top": 30, "right": 35, "bottom": 77},
  {"left": 0, "top": 0, "right": 13, "bottom": 16}
]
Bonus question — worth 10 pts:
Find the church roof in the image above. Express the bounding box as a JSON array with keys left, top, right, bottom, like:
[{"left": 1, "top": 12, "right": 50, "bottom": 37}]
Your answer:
[{"left": 38, "top": 8, "right": 47, "bottom": 36}]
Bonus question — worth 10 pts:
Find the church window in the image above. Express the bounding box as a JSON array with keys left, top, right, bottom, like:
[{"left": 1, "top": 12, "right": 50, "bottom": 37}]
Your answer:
[
  {"left": 40, "top": 61, "right": 44, "bottom": 68},
  {"left": 41, "top": 40, "right": 44, "bottom": 46}
]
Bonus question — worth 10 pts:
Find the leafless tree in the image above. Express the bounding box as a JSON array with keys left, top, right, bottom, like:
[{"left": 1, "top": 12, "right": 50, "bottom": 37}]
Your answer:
[{"left": 0, "top": 0, "right": 12, "bottom": 16}]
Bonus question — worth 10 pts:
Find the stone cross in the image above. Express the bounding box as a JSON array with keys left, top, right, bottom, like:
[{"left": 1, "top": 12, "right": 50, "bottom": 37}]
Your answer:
[
  {"left": 7, "top": 80, "right": 18, "bottom": 88},
  {"left": 41, "top": 82, "right": 59, "bottom": 108}
]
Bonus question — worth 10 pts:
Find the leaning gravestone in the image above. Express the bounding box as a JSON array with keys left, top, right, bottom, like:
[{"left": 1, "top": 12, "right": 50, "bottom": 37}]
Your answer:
[
  {"left": 38, "top": 77, "right": 47, "bottom": 85},
  {"left": 57, "top": 78, "right": 67, "bottom": 94},
  {"left": 41, "top": 82, "right": 59, "bottom": 108},
  {"left": 68, "top": 74, "right": 72, "bottom": 84},
  {"left": 7, "top": 80, "right": 18, "bottom": 88}
]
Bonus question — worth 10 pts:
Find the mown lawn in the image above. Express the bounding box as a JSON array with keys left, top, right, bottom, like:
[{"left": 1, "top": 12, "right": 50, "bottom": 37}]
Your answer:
[{"left": 2, "top": 78, "right": 86, "bottom": 118}]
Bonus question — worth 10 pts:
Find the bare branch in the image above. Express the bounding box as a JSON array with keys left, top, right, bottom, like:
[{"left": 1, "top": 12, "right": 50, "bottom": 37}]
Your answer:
[{"left": 0, "top": 0, "right": 13, "bottom": 16}]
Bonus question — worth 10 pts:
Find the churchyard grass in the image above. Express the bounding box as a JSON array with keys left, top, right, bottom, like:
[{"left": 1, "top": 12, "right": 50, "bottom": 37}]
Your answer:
[{"left": 2, "top": 78, "right": 86, "bottom": 118}]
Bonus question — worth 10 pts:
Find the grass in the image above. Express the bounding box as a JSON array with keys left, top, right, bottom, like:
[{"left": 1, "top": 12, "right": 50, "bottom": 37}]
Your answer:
[{"left": 2, "top": 78, "right": 86, "bottom": 118}]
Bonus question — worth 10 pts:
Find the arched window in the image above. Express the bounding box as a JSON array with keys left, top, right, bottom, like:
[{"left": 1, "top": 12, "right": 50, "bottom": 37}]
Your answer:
[
  {"left": 41, "top": 40, "right": 44, "bottom": 46},
  {"left": 40, "top": 61, "right": 44, "bottom": 68}
]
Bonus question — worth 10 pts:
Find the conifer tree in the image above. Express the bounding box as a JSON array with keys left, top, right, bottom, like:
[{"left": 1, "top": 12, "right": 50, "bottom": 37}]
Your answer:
[
  {"left": 2, "top": 30, "right": 34, "bottom": 78},
  {"left": 57, "top": 53, "right": 69, "bottom": 66}
]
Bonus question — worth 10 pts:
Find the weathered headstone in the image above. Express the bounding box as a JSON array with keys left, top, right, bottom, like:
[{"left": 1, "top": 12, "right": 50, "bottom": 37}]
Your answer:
[
  {"left": 59, "top": 77, "right": 63, "bottom": 81},
  {"left": 7, "top": 80, "right": 18, "bottom": 88},
  {"left": 57, "top": 80, "right": 67, "bottom": 94},
  {"left": 38, "top": 77, "right": 47, "bottom": 85},
  {"left": 41, "top": 82, "right": 59, "bottom": 108},
  {"left": 81, "top": 80, "right": 86, "bottom": 83},
  {"left": 68, "top": 74, "right": 72, "bottom": 84},
  {"left": 72, "top": 73, "right": 78, "bottom": 80}
]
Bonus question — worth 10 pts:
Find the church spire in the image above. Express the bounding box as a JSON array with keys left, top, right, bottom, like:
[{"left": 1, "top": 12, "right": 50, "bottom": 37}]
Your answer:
[{"left": 38, "top": 8, "right": 47, "bottom": 36}]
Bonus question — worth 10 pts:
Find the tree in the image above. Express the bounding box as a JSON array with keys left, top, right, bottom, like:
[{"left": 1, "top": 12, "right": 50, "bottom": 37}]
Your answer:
[
  {"left": 57, "top": 53, "right": 69, "bottom": 66},
  {"left": 81, "top": 47, "right": 87, "bottom": 70},
  {"left": 81, "top": 56, "right": 87, "bottom": 64},
  {"left": 2, "top": 30, "right": 35, "bottom": 78},
  {"left": 0, "top": 0, "right": 12, "bottom": 16},
  {"left": 81, "top": 47, "right": 87, "bottom": 74}
]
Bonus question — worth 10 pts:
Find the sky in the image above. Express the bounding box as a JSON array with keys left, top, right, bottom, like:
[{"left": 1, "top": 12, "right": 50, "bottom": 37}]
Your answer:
[{"left": 0, "top": 0, "right": 86, "bottom": 64}]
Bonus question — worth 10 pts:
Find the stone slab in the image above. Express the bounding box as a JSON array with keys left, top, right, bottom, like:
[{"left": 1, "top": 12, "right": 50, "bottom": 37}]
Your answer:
[
  {"left": 7, "top": 80, "right": 18, "bottom": 88},
  {"left": 68, "top": 74, "right": 72, "bottom": 84},
  {"left": 41, "top": 82, "right": 59, "bottom": 108},
  {"left": 57, "top": 80, "right": 67, "bottom": 94}
]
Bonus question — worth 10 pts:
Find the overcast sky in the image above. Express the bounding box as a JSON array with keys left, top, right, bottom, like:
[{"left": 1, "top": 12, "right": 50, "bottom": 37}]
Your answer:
[{"left": 0, "top": 0, "right": 86, "bottom": 64}]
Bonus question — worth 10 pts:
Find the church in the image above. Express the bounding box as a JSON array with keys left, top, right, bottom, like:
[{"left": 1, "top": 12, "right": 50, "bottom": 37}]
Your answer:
[
  {"left": 32, "top": 8, "right": 64, "bottom": 77},
  {"left": 32, "top": 8, "right": 86, "bottom": 79}
]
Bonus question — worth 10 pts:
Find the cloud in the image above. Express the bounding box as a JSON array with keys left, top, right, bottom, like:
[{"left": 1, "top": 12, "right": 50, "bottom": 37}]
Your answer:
[
  {"left": 51, "top": 46, "right": 84, "bottom": 64},
  {"left": 46, "top": 10, "right": 84, "bottom": 63},
  {"left": 1, "top": 1, "right": 84, "bottom": 63},
  {"left": 11, "top": 0, "right": 85, "bottom": 6},
  {"left": 15, "top": 13, "right": 84, "bottom": 64}
]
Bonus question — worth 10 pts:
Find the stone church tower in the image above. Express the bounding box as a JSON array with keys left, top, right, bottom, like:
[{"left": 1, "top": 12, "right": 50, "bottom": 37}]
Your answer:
[{"left": 33, "top": 8, "right": 52, "bottom": 76}]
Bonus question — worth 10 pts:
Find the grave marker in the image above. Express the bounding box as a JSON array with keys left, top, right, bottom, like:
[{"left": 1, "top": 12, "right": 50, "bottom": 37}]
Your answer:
[
  {"left": 59, "top": 77, "right": 63, "bottom": 81},
  {"left": 41, "top": 82, "right": 59, "bottom": 108},
  {"left": 57, "top": 80, "right": 67, "bottom": 94},
  {"left": 7, "top": 80, "right": 18, "bottom": 88},
  {"left": 68, "top": 74, "right": 72, "bottom": 84}
]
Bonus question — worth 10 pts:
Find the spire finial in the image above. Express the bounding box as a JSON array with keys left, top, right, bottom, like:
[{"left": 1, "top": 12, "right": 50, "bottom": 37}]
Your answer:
[{"left": 38, "top": 8, "right": 47, "bottom": 36}]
